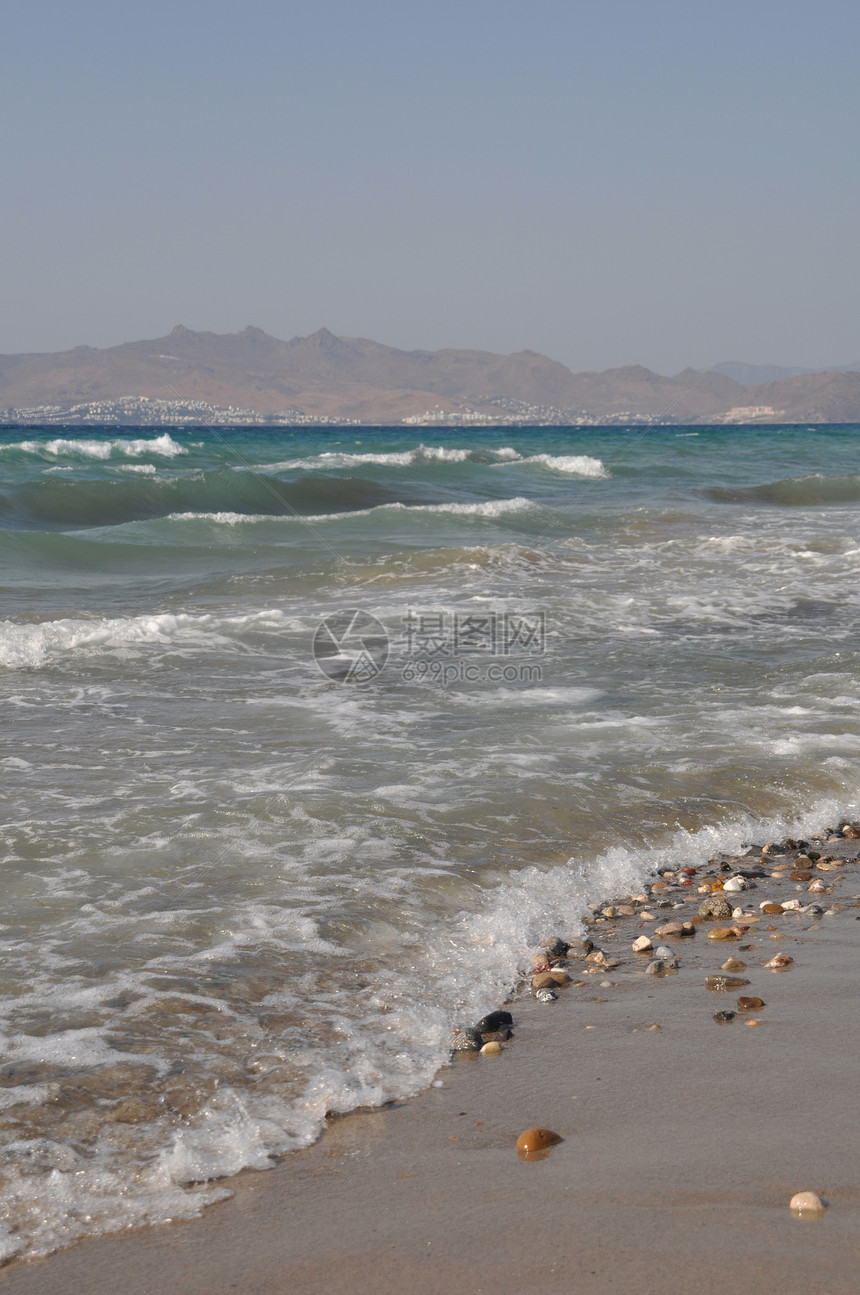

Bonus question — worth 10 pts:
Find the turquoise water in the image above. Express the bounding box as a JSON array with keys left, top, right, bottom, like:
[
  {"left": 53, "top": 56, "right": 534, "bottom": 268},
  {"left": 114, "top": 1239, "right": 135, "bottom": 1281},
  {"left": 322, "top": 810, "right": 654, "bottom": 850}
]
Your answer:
[{"left": 1, "top": 422, "right": 859, "bottom": 1257}]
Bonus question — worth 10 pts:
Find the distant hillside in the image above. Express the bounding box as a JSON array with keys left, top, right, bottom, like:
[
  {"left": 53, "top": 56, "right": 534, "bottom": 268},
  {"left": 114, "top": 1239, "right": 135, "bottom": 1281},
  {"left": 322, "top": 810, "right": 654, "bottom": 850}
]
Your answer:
[
  {"left": 1, "top": 327, "right": 860, "bottom": 425},
  {"left": 715, "top": 360, "right": 860, "bottom": 386}
]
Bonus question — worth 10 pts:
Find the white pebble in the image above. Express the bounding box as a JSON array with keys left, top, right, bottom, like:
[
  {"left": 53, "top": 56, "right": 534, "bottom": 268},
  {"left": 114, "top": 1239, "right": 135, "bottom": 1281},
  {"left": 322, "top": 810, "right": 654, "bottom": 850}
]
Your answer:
[{"left": 790, "top": 1191, "right": 824, "bottom": 1216}]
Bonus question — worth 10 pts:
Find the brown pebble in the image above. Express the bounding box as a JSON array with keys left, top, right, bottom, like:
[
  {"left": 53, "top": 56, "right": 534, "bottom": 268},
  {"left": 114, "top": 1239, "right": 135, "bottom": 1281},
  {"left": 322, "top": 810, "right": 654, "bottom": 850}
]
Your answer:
[
  {"left": 654, "top": 922, "right": 684, "bottom": 938},
  {"left": 549, "top": 970, "right": 571, "bottom": 986},
  {"left": 705, "top": 974, "right": 750, "bottom": 991},
  {"left": 745, "top": 1018, "right": 764, "bottom": 1027},
  {"left": 532, "top": 972, "right": 557, "bottom": 990},
  {"left": 721, "top": 957, "right": 746, "bottom": 971},
  {"left": 516, "top": 1127, "right": 562, "bottom": 1155},
  {"left": 480, "top": 1041, "right": 503, "bottom": 1056},
  {"left": 761, "top": 902, "right": 784, "bottom": 915},
  {"left": 765, "top": 953, "right": 793, "bottom": 969},
  {"left": 737, "top": 996, "right": 764, "bottom": 1011},
  {"left": 708, "top": 926, "right": 740, "bottom": 941}
]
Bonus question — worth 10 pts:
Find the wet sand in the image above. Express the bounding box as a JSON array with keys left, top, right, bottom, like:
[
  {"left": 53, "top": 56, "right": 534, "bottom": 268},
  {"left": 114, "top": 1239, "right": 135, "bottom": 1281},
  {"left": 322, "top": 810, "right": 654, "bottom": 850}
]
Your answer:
[{"left": 3, "top": 850, "right": 860, "bottom": 1295}]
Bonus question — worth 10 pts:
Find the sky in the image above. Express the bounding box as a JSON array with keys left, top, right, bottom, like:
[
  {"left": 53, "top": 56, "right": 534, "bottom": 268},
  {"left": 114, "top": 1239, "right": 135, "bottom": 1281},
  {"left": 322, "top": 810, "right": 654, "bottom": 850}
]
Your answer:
[{"left": 3, "top": 0, "right": 859, "bottom": 374}]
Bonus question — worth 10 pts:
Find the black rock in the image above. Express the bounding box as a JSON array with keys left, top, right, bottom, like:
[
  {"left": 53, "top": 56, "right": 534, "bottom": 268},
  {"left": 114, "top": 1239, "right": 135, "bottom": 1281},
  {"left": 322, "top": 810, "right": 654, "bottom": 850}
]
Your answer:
[
  {"left": 476, "top": 1010, "right": 513, "bottom": 1034},
  {"left": 713, "top": 1010, "right": 736, "bottom": 1024}
]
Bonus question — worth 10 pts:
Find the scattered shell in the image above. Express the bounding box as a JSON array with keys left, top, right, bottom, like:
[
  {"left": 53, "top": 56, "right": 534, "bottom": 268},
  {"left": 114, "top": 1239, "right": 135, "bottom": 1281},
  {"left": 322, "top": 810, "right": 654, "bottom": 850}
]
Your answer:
[
  {"left": 789, "top": 1191, "right": 825, "bottom": 1217},
  {"left": 765, "top": 953, "right": 793, "bottom": 969},
  {"left": 516, "top": 1127, "right": 562, "bottom": 1155},
  {"left": 631, "top": 935, "right": 653, "bottom": 953},
  {"left": 705, "top": 974, "right": 750, "bottom": 991}
]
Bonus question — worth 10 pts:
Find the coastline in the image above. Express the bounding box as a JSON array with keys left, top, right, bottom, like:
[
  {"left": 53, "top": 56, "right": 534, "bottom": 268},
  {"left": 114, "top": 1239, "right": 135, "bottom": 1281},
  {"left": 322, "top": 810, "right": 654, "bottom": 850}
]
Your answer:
[{"left": 2, "top": 832, "right": 860, "bottom": 1294}]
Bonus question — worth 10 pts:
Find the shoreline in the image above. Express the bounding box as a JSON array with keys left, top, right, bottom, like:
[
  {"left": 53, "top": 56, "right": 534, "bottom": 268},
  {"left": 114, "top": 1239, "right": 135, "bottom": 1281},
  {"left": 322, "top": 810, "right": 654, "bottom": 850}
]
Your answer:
[{"left": 2, "top": 826, "right": 860, "bottom": 1293}]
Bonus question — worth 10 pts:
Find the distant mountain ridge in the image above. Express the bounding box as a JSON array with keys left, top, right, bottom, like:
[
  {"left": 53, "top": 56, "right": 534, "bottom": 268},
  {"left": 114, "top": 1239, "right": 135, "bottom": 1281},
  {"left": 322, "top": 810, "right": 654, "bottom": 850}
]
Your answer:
[{"left": 1, "top": 326, "right": 859, "bottom": 425}]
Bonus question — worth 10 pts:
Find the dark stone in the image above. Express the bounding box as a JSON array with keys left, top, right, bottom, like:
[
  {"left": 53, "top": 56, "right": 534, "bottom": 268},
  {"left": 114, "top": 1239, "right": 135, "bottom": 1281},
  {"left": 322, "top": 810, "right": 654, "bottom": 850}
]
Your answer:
[
  {"left": 451, "top": 1027, "right": 483, "bottom": 1052},
  {"left": 542, "top": 936, "right": 570, "bottom": 958},
  {"left": 476, "top": 1010, "right": 513, "bottom": 1034},
  {"left": 713, "top": 1011, "right": 736, "bottom": 1024}
]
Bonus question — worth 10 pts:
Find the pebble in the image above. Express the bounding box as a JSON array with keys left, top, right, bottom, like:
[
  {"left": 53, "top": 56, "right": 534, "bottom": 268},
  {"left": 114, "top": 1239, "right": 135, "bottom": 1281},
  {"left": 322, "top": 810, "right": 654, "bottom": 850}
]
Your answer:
[
  {"left": 480, "top": 1041, "right": 503, "bottom": 1056},
  {"left": 535, "top": 988, "right": 557, "bottom": 1002},
  {"left": 737, "top": 996, "right": 764, "bottom": 1011},
  {"left": 708, "top": 926, "right": 742, "bottom": 941},
  {"left": 705, "top": 974, "right": 750, "bottom": 991},
  {"left": 645, "top": 958, "right": 677, "bottom": 976},
  {"left": 532, "top": 972, "right": 557, "bottom": 990},
  {"left": 765, "top": 953, "right": 793, "bottom": 969},
  {"left": 698, "top": 895, "right": 734, "bottom": 920},
  {"left": 631, "top": 935, "right": 653, "bottom": 953},
  {"left": 721, "top": 957, "right": 746, "bottom": 972},
  {"left": 654, "top": 921, "right": 685, "bottom": 937},
  {"left": 549, "top": 970, "right": 571, "bottom": 986},
  {"left": 722, "top": 876, "right": 746, "bottom": 892},
  {"left": 542, "top": 936, "right": 570, "bottom": 958},
  {"left": 654, "top": 945, "right": 674, "bottom": 959},
  {"left": 760, "top": 902, "right": 784, "bottom": 914},
  {"left": 808, "top": 879, "right": 828, "bottom": 893},
  {"left": 789, "top": 1191, "right": 825, "bottom": 1217},
  {"left": 617, "top": 905, "right": 636, "bottom": 917},
  {"left": 745, "top": 1018, "right": 764, "bottom": 1027},
  {"left": 477, "top": 1010, "right": 513, "bottom": 1034},
  {"left": 638, "top": 911, "right": 656, "bottom": 921},
  {"left": 516, "top": 1127, "right": 562, "bottom": 1154},
  {"left": 451, "top": 1028, "right": 483, "bottom": 1052},
  {"left": 713, "top": 1010, "right": 735, "bottom": 1024}
]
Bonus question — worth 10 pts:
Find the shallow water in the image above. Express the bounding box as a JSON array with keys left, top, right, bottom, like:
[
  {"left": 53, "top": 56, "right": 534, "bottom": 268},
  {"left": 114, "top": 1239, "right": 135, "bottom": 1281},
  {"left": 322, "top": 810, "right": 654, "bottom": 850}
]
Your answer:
[{"left": 1, "top": 422, "right": 859, "bottom": 1258}]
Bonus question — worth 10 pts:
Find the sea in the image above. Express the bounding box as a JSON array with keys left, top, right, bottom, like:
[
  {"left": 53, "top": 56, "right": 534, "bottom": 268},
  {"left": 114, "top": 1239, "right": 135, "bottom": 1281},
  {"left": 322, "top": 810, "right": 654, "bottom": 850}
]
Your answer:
[{"left": 1, "top": 422, "right": 859, "bottom": 1259}]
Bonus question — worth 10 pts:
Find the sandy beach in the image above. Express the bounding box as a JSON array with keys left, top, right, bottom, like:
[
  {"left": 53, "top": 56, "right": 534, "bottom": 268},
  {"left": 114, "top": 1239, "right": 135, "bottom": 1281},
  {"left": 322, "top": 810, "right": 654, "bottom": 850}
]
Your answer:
[{"left": 2, "top": 836, "right": 859, "bottom": 1295}]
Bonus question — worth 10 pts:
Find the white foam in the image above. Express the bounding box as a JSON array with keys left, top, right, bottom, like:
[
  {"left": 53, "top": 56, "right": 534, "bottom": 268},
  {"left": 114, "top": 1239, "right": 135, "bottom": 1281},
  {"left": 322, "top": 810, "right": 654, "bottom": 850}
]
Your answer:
[
  {"left": 0, "top": 609, "right": 299, "bottom": 669},
  {"left": 163, "top": 497, "right": 538, "bottom": 526},
  {"left": 4, "top": 434, "right": 186, "bottom": 459},
  {"left": 518, "top": 453, "right": 608, "bottom": 477},
  {"left": 253, "top": 445, "right": 522, "bottom": 471}
]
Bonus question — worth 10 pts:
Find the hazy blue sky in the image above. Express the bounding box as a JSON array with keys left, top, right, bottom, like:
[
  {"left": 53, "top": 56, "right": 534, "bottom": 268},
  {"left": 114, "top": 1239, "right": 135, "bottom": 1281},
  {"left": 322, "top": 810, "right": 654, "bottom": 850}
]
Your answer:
[{"left": 3, "top": 0, "right": 859, "bottom": 372}]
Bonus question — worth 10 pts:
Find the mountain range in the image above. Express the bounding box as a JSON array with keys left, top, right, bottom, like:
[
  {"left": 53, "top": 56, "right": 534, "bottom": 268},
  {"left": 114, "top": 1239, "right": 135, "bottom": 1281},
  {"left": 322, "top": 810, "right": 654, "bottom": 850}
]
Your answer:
[{"left": 2, "top": 326, "right": 860, "bottom": 425}]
